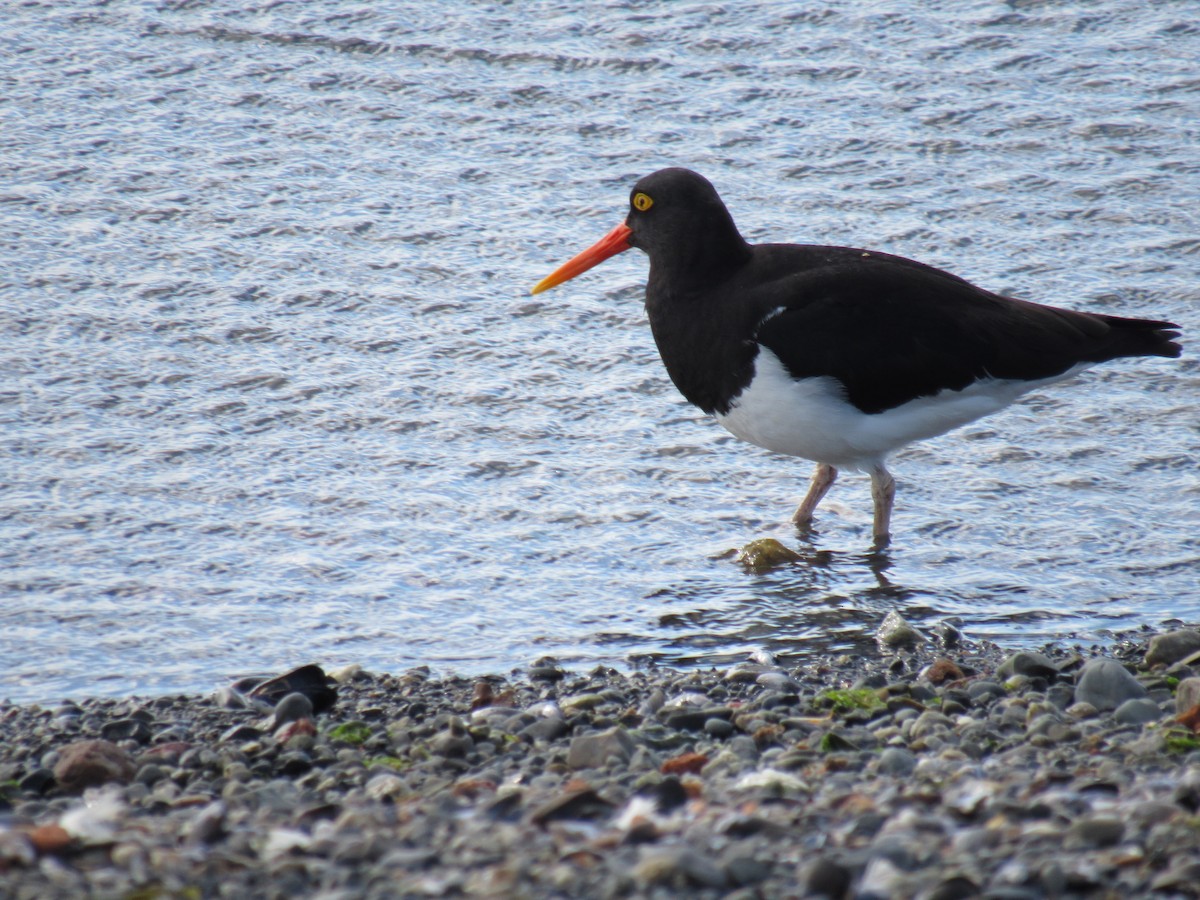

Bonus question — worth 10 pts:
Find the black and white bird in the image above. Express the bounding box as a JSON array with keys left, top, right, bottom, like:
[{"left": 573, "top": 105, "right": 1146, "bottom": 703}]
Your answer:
[{"left": 532, "top": 167, "right": 1181, "bottom": 545}]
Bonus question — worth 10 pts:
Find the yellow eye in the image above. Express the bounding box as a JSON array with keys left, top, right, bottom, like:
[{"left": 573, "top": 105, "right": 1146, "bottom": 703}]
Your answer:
[{"left": 632, "top": 192, "right": 653, "bottom": 212}]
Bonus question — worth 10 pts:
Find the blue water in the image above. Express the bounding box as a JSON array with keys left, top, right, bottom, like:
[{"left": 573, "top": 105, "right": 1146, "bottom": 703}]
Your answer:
[{"left": 2, "top": 1, "right": 1197, "bottom": 704}]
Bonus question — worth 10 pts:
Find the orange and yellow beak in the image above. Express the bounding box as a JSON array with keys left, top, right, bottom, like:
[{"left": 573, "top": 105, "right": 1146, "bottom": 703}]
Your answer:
[{"left": 531, "top": 222, "right": 632, "bottom": 294}]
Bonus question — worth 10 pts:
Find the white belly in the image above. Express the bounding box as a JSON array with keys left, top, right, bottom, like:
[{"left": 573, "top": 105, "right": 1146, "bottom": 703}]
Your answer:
[{"left": 714, "top": 347, "right": 1090, "bottom": 471}]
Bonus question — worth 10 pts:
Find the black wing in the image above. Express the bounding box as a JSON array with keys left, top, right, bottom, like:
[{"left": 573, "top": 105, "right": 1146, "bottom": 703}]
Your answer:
[{"left": 746, "top": 248, "right": 1179, "bottom": 415}]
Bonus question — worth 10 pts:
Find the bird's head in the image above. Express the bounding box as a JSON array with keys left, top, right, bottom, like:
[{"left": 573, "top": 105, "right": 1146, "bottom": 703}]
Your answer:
[{"left": 531, "top": 168, "right": 748, "bottom": 295}]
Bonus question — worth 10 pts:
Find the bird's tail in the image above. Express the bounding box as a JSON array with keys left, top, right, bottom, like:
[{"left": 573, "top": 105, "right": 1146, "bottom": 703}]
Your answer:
[{"left": 1099, "top": 315, "right": 1182, "bottom": 360}]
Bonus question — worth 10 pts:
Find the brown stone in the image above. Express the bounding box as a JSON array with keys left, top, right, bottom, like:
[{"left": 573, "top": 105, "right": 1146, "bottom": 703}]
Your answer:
[
  {"left": 471, "top": 681, "right": 494, "bottom": 709},
  {"left": 1176, "top": 703, "right": 1200, "bottom": 733},
  {"left": 26, "top": 824, "right": 72, "bottom": 856},
  {"left": 52, "top": 740, "right": 136, "bottom": 793},
  {"left": 138, "top": 741, "right": 191, "bottom": 764},
  {"left": 452, "top": 778, "right": 497, "bottom": 799},
  {"left": 529, "top": 786, "right": 613, "bottom": 825},
  {"left": 661, "top": 751, "right": 709, "bottom": 776},
  {"left": 924, "top": 658, "right": 965, "bottom": 685}
]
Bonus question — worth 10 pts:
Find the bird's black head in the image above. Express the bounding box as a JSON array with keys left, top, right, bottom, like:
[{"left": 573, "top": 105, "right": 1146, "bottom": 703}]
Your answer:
[
  {"left": 624, "top": 168, "right": 751, "bottom": 288},
  {"left": 530, "top": 167, "right": 751, "bottom": 296}
]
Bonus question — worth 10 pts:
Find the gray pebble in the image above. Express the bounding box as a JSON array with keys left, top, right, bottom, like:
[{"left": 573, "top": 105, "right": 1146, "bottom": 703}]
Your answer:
[
  {"left": 755, "top": 671, "right": 801, "bottom": 692},
  {"left": 1174, "top": 676, "right": 1200, "bottom": 714},
  {"left": 1113, "top": 697, "right": 1163, "bottom": 726},
  {"left": 704, "top": 717, "right": 735, "bottom": 738},
  {"left": 133, "top": 763, "right": 167, "bottom": 785},
  {"left": 724, "top": 665, "right": 773, "bottom": 684},
  {"left": 877, "top": 747, "right": 916, "bottom": 776},
  {"left": 634, "top": 847, "right": 726, "bottom": 889},
  {"left": 17, "top": 767, "right": 55, "bottom": 795},
  {"left": 520, "top": 716, "right": 569, "bottom": 742},
  {"left": 997, "top": 651, "right": 1058, "bottom": 680},
  {"left": 1145, "top": 629, "right": 1200, "bottom": 668},
  {"left": 567, "top": 726, "right": 634, "bottom": 769},
  {"left": 803, "top": 857, "right": 852, "bottom": 898},
  {"left": 430, "top": 718, "right": 473, "bottom": 758},
  {"left": 661, "top": 708, "right": 710, "bottom": 731},
  {"left": 1065, "top": 815, "right": 1125, "bottom": 849},
  {"left": 101, "top": 718, "right": 153, "bottom": 743},
  {"left": 724, "top": 852, "right": 772, "bottom": 886},
  {"left": 272, "top": 692, "right": 314, "bottom": 728},
  {"left": 925, "top": 875, "right": 981, "bottom": 900},
  {"left": 1074, "top": 658, "right": 1148, "bottom": 711},
  {"left": 184, "top": 800, "right": 226, "bottom": 845}
]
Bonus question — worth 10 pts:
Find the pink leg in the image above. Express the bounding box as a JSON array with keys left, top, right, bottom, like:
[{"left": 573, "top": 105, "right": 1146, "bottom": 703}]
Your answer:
[
  {"left": 870, "top": 464, "right": 896, "bottom": 546},
  {"left": 793, "top": 463, "right": 837, "bottom": 527}
]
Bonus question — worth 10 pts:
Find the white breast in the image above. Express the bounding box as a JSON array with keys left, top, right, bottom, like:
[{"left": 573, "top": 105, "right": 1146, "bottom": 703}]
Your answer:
[{"left": 715, "top": 347, "right": 1093, "bottom": 471}]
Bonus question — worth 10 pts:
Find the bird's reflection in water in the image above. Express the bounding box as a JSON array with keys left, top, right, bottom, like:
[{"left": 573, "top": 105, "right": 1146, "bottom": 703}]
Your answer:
[{"left": 636, "top": 537, "right": 941, "bottom": 671}]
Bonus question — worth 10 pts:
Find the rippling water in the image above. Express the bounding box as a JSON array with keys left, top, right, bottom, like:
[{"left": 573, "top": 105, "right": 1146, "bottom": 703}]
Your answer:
[{"left": 2, "top": 1, "right": 1197, "bottom": 703}]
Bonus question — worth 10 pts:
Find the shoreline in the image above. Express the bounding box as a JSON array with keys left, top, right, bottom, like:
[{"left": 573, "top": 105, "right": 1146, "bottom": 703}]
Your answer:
[{"left": 4, "top": 626, "right": 1200, "bottom": 898}]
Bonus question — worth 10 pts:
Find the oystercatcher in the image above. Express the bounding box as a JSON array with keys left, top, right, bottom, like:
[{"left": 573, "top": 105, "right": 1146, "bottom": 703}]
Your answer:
[{"left": 531, "top": 168, "right": 1181, "bottom": 544}]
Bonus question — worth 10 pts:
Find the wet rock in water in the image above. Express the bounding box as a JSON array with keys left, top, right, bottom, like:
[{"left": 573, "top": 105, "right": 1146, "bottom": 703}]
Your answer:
[
  {"left": 748, "top": 647, "right": 777, "bottom": 666},
  {"left": 934, "top": 621, "right": 963, "bottom": 650},
  {"left": 875, "top": 610, "right": 923, "bottom": 651},
  {"left": 53, "top": 740, "right": 137, "bottom": 793},
  {"left": 1145, "top": 629, "right": 1200, "bottom": 668},
  {"left": 1074, "top": 658, "right": 1148, "bottom": 711},
  {"left": 736, "top": 537, "right": 801, "bottom": 571},
  {"left": 528, "top": 657, "right": 566, "bottom": 681}
]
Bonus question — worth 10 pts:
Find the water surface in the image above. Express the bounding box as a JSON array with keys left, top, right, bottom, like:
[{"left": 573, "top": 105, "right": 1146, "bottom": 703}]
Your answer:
[{"left": 2, "top": 0, "right": 1197, "bottom": 703}]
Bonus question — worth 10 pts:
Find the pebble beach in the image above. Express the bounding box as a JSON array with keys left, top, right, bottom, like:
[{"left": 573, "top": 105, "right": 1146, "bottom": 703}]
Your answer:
[{"left": 5, "top": 621, "right": 1200, "bottom": 898}]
